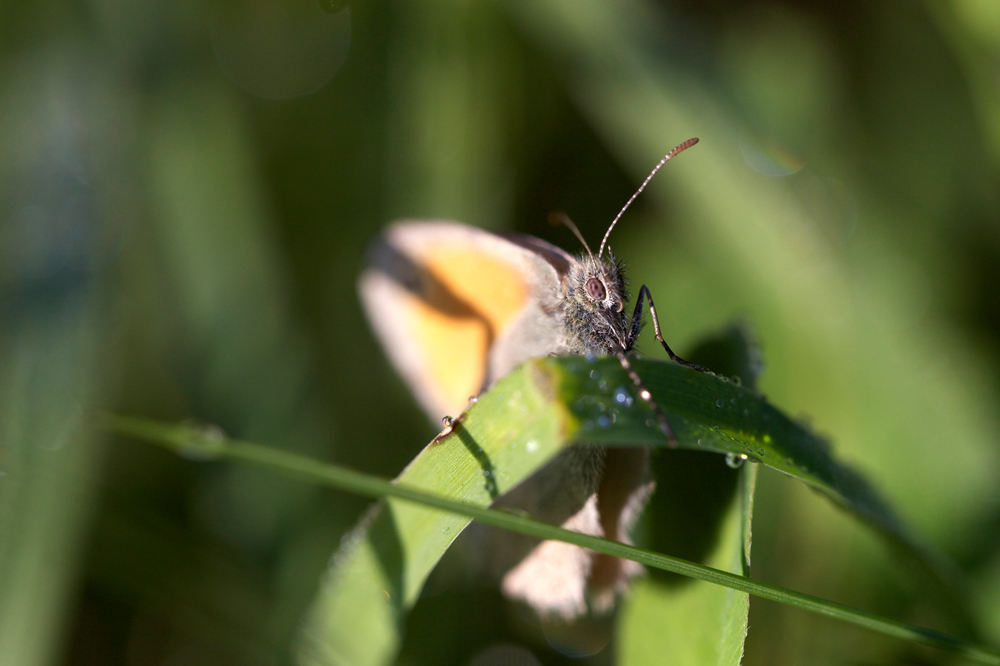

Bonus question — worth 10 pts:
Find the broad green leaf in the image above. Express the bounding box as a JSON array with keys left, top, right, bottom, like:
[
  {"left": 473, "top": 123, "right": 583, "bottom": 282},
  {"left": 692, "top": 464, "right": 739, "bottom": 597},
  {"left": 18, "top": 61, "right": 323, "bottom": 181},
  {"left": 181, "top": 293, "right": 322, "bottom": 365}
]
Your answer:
[
  {"left": 621, "top": 463, "right": 756, "bottom": 666},
  {"left": 928, "top": 6, "right": 1000, "bottom": 649},
  {"left": 297, "top": 341, "right": 943, "bottom": 665},
  {"left": 620, "top": 326, "right": 759, "bottom": 666},
  {"left": 296, "top": 360, "right": 572, "bottom": 666},
  {"left": 565, "top": 357, "right": 963, "bottom": 626}
]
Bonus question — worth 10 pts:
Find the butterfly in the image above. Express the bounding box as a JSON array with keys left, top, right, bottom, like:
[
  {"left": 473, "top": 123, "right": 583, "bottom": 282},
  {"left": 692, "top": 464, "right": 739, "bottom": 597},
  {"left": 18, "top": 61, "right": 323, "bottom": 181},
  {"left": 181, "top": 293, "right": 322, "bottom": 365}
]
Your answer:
[{"left": 358, "top": 138, "right": 701, "bottom": 620}]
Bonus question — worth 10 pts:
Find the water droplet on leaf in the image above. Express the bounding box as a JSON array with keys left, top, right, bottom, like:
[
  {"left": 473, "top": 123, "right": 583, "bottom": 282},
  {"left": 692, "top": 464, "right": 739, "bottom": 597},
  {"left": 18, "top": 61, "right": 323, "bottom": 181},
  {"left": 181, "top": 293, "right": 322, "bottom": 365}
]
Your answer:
[
  {"left": 613, "top": 386, "right": 634, "bottom": 407},
  {"left": 725, "top": 452, "right": 747, "bottom": 469}
]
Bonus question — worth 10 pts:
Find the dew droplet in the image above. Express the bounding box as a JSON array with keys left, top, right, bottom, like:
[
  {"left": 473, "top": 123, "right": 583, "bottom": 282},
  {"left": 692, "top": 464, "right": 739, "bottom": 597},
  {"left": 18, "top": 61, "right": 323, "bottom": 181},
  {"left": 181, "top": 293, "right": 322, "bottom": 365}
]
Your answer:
[
  {"left": 716, "top": 399, "right": 725, "bottom": 408},
  {"left": 468, "top": 396, "right": 478, "bottom": 406},
  {"left": 442, "top": 416, "right": 453, "bottom": 427},
  {"left": 613, "top": 386, "right": 634, "bottom": 407},
  {"left": 525, "top": 440, "right": 538, "bottom": 453},
  {"left": 589, "top": 369, "right": 600, "bottom": 379},
  {"left": 179, "top": 422, "right": 228, "bottom": 461},
  {"left": 640, "top": 389, "right": 651, "bottom": 400},
  {"left": 202, "top": 424, "right": 227, "bottom": 444},
  {"left": 732, "top": 376, "right": 742, "bottom": 387},
  {"left": 725, "top": 453, "right": 747, "bottom": 469}
]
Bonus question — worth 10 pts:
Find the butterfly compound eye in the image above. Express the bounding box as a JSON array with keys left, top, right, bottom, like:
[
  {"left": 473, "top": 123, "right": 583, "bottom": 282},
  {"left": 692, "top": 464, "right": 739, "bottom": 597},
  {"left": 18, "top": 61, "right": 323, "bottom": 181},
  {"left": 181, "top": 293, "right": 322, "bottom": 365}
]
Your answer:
[{"left": 585, "top": 277, "right": 607, "bottom": 301}]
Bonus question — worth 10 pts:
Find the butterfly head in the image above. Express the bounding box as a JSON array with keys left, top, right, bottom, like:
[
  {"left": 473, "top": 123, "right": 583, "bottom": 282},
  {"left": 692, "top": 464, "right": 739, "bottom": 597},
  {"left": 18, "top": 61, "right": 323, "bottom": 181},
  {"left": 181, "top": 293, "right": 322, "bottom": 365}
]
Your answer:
[{"left": 562, "top": 251, "right": 630, "bottom": 353}]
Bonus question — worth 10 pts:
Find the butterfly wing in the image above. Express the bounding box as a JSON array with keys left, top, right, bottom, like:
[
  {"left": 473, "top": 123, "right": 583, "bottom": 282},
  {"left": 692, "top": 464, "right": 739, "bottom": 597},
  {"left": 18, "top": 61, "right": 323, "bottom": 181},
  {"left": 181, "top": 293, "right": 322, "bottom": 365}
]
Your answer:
[
  {"left": 361, "top": 220, "right": 650, "bottom": 623},
  {"left": 359, "top": 221, "right": 573, "bottom": 422}
]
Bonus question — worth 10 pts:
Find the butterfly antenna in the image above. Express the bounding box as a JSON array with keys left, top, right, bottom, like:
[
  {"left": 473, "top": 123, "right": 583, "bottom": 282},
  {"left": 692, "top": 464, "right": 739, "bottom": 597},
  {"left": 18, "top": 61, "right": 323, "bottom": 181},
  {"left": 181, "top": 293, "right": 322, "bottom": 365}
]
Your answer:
[
  {"left": 598, "top": 137, "right": 699, "bottom": 259},
  {"left": 548, "top": 211, "right": 594, "bottom": 258}
]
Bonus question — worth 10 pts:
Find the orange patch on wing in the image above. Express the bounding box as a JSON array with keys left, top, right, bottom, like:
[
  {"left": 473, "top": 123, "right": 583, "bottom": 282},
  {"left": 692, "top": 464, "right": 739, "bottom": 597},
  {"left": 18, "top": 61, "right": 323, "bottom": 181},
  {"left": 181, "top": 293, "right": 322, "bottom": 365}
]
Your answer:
[{"left": 407, "top": 246, "right": 529, "bottom": 412}]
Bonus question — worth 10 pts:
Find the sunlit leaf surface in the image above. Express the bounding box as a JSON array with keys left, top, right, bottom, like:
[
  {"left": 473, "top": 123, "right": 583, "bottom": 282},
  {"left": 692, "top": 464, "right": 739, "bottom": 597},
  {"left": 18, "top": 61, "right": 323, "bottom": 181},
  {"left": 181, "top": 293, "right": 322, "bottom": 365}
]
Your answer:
[{"left": 299, "top": 334, "right": 941, "bottom": 666}]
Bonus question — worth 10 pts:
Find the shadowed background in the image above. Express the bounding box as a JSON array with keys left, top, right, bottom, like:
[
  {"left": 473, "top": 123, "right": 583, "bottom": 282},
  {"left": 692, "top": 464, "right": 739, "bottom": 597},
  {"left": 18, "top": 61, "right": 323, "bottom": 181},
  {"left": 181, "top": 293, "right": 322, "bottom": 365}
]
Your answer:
[{"left": 2, "top": 0, "right": 1000, "bottom": 664}]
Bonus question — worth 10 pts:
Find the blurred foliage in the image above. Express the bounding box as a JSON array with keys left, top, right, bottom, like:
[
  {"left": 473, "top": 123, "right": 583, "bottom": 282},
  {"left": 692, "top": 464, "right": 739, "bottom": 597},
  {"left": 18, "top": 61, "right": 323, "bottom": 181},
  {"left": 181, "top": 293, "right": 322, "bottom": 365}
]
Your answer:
[{"left": 2, "top": 0, "right": 1000, "bottom": 665}]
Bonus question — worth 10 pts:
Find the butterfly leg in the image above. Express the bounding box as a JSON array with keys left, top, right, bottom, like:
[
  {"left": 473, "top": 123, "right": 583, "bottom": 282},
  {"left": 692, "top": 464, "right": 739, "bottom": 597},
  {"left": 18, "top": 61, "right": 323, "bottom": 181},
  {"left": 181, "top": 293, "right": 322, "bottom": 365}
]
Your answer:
[
  {"left": 632, "top": 285, "right": 704, "bottom": 372},
  {"left": 615, "top": 349, "right": 678, "bottom": 447}
]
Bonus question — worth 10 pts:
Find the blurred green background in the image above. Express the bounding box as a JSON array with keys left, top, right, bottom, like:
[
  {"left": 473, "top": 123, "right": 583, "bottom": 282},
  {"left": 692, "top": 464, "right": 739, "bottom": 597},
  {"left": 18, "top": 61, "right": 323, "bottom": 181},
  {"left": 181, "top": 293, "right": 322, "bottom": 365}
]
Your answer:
[{"left": 2, "top": 0, "right": 1000, "bottom": 664}]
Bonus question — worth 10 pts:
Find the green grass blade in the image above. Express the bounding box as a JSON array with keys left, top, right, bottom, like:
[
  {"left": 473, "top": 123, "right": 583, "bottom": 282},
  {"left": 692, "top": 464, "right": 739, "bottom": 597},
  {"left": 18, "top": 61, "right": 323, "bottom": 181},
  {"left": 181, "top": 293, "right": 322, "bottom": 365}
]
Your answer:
[
  {"left": 103, "top": 413, "right": 1000, "bottom": 665},
  {"left": 0, "top": 54, "right": 119, "bottom": 666}
]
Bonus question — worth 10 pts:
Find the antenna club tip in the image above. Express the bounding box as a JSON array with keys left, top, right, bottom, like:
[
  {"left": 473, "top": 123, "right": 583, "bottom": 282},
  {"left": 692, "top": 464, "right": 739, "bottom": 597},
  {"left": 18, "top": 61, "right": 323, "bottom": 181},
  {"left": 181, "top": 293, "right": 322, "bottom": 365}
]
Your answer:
[{"left": 674, "top": 137, "right": 699, "bottom": 153}]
